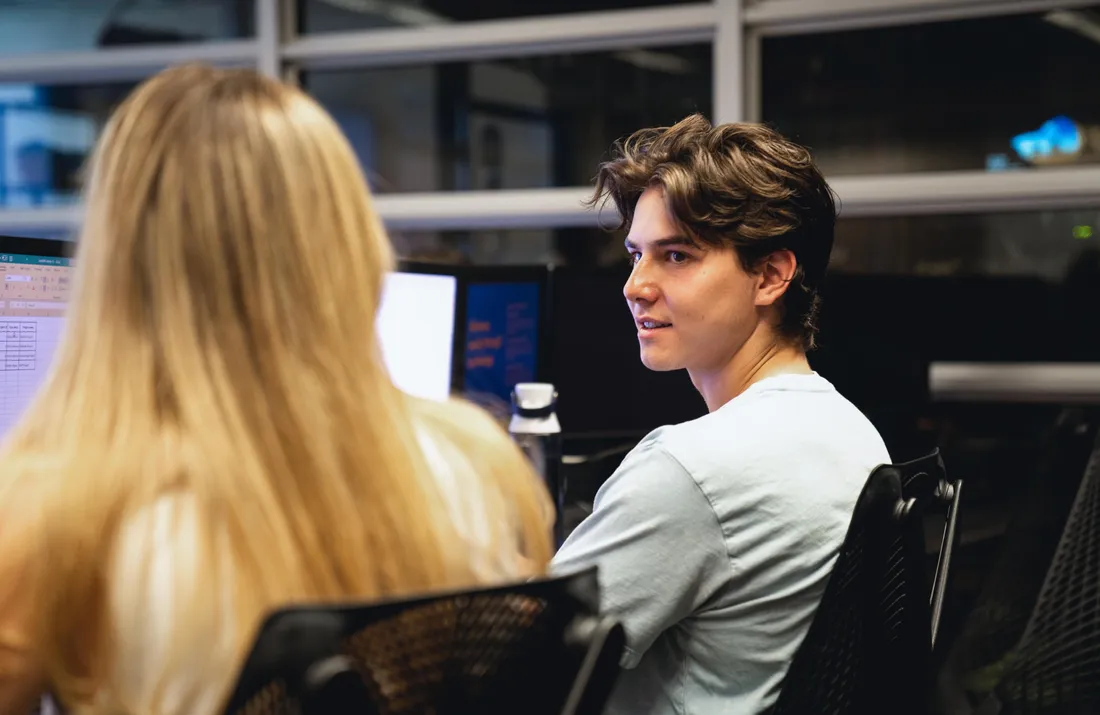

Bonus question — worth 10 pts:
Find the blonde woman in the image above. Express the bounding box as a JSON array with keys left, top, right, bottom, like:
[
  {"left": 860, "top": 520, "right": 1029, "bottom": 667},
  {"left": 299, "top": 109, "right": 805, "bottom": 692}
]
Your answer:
[{"left": 0, "top": 65, "right": 553, "bottom": 715}]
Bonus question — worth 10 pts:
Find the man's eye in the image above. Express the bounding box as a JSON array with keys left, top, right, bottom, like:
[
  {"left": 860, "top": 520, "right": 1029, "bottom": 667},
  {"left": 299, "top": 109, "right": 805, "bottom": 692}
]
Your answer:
[
  {"left": 628, "top": 252, "right": 641, "bottom": 264},
  {"left": 669, "top": 251, "right": 689, "bottom": 264}
]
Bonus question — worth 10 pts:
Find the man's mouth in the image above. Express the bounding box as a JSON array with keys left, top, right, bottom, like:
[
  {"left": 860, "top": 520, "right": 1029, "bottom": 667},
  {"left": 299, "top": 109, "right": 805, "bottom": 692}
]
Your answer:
[{"left": 637, "top": 319, "right": 672, "bottom": 330}]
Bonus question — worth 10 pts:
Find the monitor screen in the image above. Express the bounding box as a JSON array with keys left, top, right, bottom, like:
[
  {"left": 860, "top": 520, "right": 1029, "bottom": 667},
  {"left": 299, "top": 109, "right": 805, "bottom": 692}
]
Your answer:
[
  {"left": 0, "top": 237, "right": 72, "bottom": 441},
  {"left": 377, "top": 271, "right": 458, "bottom": 401},
  {"left": 463, "top": 281, "right": 541, "bottom": 404}
]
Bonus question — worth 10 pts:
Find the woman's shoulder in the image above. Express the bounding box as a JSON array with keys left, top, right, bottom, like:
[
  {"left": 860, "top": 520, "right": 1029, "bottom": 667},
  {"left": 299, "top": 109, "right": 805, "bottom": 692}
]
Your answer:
[
  {"left": 406, "top": 395, "right": 552, "bottom": 579},
  {"left": 411, "top": 394, "right": 511, "bottom": 438}
]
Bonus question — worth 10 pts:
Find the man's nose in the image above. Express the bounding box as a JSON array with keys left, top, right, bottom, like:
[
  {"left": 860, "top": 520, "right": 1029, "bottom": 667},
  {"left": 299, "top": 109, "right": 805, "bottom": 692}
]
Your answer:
[{"left": 624, "top": 263, "right": 658, "bottom": 305}]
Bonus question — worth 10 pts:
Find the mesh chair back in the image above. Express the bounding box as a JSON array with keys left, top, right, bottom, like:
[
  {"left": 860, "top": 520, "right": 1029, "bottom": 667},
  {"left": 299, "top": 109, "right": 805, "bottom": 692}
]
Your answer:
[
  {"left": 769, "top": 452, "right": 944, "bottom": 715},
  {"left": 984, "top": 428, "right": 1100, "bottom": 714},
  {"left": 223, "top": 568, "right": 622, "bottom": 715},
  {"left": 937, "top": 409, "right": 1098, "bottom": 711}
]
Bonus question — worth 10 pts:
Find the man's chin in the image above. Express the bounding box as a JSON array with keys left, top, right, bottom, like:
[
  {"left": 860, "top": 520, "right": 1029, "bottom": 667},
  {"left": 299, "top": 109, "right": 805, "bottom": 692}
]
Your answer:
[{"left": 639, "top": 350, "right": 683, "bottom": 372}]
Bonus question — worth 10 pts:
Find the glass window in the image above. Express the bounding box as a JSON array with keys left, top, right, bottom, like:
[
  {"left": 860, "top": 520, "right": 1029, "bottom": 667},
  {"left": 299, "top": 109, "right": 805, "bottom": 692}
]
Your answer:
[
  {"left": 0, "top": 82, "right": 135, "bottom": 208},
  {"left": 762, "top": 7, "right": 1100, "bottom": 175},
  {"left": 304, "top": 44, "right": 712, "bottom": 193},
  {"left": 299, "top": 0, "right": 701, "bottom": 33},
  {"left": 822, "top": 209, "right": 1100, "bottom": 364},
  {"left": 0, "top": 0, "right": 254, "bottom": 56},
  {"left": 832, "top": 209, "right": 1100, "bottom": 279},
  {"left": 390, "top": 227, "right": 624, "bottom": 266}
]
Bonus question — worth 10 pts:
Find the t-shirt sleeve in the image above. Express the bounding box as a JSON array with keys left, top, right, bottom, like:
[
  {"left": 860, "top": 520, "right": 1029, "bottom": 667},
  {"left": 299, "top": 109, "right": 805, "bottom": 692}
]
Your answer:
[{"left": 550, "top": 438, "right": 731, "bottom": 668}]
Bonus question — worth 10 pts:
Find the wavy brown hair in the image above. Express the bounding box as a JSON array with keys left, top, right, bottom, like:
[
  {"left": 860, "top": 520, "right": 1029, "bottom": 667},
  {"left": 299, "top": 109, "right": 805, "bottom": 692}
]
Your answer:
[{"left": 591, "top": 114, "right": 837, "bottom": 350}]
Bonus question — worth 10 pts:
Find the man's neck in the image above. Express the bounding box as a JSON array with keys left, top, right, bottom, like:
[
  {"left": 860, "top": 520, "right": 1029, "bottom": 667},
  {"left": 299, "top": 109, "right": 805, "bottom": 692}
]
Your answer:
[{"left": 690, "top": 327, "right": 813, "bottom": 413}]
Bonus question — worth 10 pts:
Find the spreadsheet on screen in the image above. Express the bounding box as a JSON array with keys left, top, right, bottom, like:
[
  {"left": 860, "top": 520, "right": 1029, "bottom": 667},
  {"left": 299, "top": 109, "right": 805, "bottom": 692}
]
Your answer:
[
  {"left": 0, "top": 253, "right": 70, "bottom": 440},
  {"left": 0, "top": 256, "right": 457, "bottom": 441}
]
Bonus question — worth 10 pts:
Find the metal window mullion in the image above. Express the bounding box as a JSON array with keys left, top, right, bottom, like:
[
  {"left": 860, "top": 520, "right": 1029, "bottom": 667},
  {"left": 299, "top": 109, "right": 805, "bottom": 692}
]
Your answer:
[
  {"left": 0, "top": 206, "right": 83, "bottom": 236},
  {"left": 5, "top": 167, "right": 1100, "bottom": 233},
  {"left": 746, "top": 0, "right": 1100, "bottom": 35},
  {"left": 713, "top": 0, "right": 744, "bottom": 123},
  {"left": 256, "top": 0, "right": 281, "bottom": 77},
  {"left": 0, "top": 41, "right": 260, "bottom": 85},
  {"left": 743, "top": 27, "right": 762, "bottom": 122},
  {"left": 278, "top": 0, "right": 300, "bottom": 84},
  {"left": 282, "top": 4, "right": 717, "bottom": 70},
  {"left": 830, "top": 166, "right": 1100, "bottom": 217}
]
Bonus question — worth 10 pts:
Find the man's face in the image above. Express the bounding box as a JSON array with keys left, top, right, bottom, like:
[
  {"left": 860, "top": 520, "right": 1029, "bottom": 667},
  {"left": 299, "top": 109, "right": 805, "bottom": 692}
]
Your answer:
[{"left": 623, "top": 186, "right": 760, "bottom": 374}]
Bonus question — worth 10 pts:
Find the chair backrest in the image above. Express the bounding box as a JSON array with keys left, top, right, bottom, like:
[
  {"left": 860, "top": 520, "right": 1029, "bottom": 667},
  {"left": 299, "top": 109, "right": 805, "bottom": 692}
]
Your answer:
[
  {"left": 980, "top": 427, "right": 1100, "bottom": 714},
  {"left": 936, "top": 408, "right": 1098, "bottom": 712},
  {"left": 769, "top": 451, "right": 950, "bottom": 715},
  {"left": 900, "top": 452, "right": 963, "bottom": 651},
  {"left": 222, "top": 568, "right": 624, "bottom": 715}
]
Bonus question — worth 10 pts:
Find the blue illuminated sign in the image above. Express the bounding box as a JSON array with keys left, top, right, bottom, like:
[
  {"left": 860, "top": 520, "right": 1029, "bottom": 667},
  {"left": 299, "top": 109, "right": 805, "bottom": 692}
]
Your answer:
[{"left": 1012, "top": 116, "right": 1083, "bottom": 163}]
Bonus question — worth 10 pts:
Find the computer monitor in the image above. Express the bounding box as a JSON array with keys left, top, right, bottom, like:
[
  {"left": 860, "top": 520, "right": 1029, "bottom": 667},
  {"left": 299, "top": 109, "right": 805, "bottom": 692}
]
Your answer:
[
  {"left": 377, "top": 270, "right": 458, "bottom": 401},
  {"left": 0, "top": 235, "right": 73, "bottom": 441},
  {"left": 396, "top": 262, "right": 551, "bottom": 406}
]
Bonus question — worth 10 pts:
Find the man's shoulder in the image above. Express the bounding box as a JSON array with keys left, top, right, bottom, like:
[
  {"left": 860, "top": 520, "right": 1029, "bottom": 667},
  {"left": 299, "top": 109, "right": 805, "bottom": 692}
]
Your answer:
[
  {"left": 614, "top": 427, "right": 695, "bottom": 486},
  {"left": 639, "top": 403, "right": 776, "bottom": 471},
  {"left": 645, "top": 381, "right": 890, "bottom": 489},
  {"left": 595, "top": 428, "right": 714, "bottom": 514}
]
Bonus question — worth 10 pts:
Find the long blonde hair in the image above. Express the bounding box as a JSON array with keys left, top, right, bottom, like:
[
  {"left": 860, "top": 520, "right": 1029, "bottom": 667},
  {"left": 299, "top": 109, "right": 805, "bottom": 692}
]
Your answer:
[{"left": 0, "top": 65, "right": 552, "bottom": 715}]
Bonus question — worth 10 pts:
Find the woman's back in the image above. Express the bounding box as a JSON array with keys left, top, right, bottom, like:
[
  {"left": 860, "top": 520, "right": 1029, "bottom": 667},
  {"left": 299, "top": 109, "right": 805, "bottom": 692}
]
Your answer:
[{"left": 0, "top": 65, "right": 551, "bottom": 715}]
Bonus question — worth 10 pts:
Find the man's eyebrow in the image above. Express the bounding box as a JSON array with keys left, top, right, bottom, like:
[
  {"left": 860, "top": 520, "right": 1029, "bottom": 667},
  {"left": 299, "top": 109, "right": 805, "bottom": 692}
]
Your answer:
[{"left": 624, "top": 235, "right": 700, "bottom": 251}]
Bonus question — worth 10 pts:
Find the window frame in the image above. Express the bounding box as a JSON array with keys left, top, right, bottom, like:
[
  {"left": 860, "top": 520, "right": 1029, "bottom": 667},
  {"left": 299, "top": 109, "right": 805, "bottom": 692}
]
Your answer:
[{"left": 1, "top": 0, "right": 1098, "bottom": 235}]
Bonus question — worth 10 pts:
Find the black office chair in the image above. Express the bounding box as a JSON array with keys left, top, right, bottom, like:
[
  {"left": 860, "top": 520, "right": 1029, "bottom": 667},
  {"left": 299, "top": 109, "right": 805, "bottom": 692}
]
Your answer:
[
  {"left": 936, "top": 408, "right": 1099, "bottom": 713},
  {"left": 901, "top": 451, "right": 964, "bottom": 651},
  {"left": 221, "top": 567, "right": 624, "bottom": 715},
  {"left": 769, "top": 451, "right": 959, "bottom": 715},
  {"left": 976, "top": 428, "right": 1100, "bottom": 714}
]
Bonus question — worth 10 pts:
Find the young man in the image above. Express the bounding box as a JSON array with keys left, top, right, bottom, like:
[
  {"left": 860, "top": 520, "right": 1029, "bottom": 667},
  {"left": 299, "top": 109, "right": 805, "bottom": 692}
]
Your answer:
[{"left": 551, "top": 115, "right": 890, "bottom": 715}]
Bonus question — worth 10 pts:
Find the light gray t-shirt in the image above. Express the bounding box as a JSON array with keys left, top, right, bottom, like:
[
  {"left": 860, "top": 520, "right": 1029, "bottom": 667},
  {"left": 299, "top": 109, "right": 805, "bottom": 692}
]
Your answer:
[{"left": 552, "top": 373, "right": 891, "bottom": 715}]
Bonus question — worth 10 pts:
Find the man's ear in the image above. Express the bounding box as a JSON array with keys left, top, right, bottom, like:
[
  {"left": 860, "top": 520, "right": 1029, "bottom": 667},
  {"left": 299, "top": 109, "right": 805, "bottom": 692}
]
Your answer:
[{"left": 754, "top": 249, "right": 798, "bottom": 308}]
